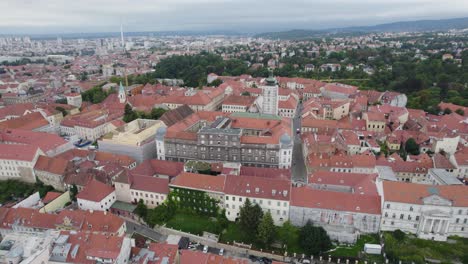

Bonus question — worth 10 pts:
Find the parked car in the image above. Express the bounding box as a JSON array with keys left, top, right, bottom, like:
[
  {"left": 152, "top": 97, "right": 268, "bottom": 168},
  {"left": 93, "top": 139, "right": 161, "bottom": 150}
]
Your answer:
[
  {"left": 219, "top": 248, "right": 224, "bottom": 256},
  {"left": 202, "top": 245, "right": 209, "bottom": 253}
]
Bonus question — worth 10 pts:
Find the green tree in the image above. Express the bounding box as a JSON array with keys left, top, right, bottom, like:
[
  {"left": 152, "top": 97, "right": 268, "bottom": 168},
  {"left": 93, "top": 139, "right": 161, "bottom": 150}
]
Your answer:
[
  {"left": 79, "top": 72, "right": 88, "bottom": 81},
  {"left": 239, "top": 199, "right": 263, "bottom": 233},
  {"left": 405, "top": 138, "right": 420, "bottom": 155},
  {"left": 207, "top": 79, "right": 223, "bottom": 87},
  {"left": 123, "top": 104, "right": 138, "bottom": 123},
  {"left": 150, "top": 108, "right": 167, "bottom": 120},
  {"left": 241, "top": 91, "right": 251, "bottom": 96},
  {"left": 146, "top": 200, "right": 176, "bottom": 227},
  {"left": 455, "top": 109, "right": 464, "bottom": 116},
  {"left": 299, "top": 220, "right": 332, "bottom": 256},
  {"left": 70, "top": 184, "right": 78, "bottom": 201},
  {"left": 135, "top": 199, "right": 148, "bottom": 220},
  {"left": 55, "top": 106, "right": 67, "bottom": 117},
  {"left": 277, "top": 220, "right": 298, "bottom": 249},
  {"left": 257, "top": 211, "right": 276, "bottom": 248}
]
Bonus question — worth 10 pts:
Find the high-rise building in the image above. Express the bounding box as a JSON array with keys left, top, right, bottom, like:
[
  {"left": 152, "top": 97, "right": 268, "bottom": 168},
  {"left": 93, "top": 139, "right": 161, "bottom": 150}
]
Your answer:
[{"left": 261, "top": 73, "right": 279, "bottom": 115}]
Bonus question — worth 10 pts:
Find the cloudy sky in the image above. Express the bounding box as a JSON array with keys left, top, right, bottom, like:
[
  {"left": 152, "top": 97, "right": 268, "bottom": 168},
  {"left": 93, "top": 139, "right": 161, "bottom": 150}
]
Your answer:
[{"left": 1, "top": 0, "right": 468, "bottom": 34}]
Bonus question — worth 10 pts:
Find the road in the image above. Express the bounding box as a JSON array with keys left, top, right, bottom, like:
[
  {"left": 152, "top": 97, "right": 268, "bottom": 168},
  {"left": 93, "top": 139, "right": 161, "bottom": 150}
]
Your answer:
[
  {"left": 291, "top": 101, "right": 307, "bottom": 184},
  {"left": 126, "top": 221, "right": 167, "bottom": 242}
]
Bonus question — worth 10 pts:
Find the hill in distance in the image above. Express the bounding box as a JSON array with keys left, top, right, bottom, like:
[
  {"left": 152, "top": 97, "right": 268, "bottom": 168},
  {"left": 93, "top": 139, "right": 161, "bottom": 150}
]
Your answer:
[{"left": 255, "top": 17, "right": 468, "bottom": 39}]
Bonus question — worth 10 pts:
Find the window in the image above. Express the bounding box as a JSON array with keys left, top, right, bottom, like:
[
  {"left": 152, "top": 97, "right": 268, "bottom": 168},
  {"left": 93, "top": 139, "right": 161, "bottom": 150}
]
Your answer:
[
  {"left": 386, "top": 204, "right": 390, "bottom": 209},
  {"left": 456, "top": 218, "right": 460, "bottom": 223},
  {"left": 400, "top": 214, "right": 404, "bottom": 219}
]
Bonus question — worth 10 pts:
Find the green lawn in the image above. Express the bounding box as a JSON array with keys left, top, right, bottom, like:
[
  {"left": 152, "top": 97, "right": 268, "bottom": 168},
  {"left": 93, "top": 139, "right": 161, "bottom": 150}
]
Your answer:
[
  {"left": 165, "top": 212, "right": 221, "bottom": 235},
  {"left": 219, "top": 222, "right": 253, "bottom": 244},
  {"left": 330, "top": 234, "right": 380, "bottom": 258},
  {"left": 384, "top": 232, "right": 468, "bottom": 264}
]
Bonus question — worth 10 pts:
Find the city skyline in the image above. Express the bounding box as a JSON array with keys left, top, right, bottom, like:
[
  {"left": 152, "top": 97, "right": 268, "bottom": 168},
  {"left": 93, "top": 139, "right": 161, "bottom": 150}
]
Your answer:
[{"left": 1, "top": 0, "right": 468, "bottom": 34}]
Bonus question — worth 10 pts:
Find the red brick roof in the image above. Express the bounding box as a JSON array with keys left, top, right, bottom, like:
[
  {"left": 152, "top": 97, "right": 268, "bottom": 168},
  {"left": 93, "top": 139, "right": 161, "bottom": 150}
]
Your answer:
[
  {"left": 179, "top": 250, "right": 248, "bottom": 264},
  {"left": 0, "top": 112, "right": 49, "bottom": 130},
  {"left": 383, "top": 181, "right": 468, "bottom": 206},
  {"left": 34, "top": 155, "right": 69, "bottom": 175},
  {"left": 59, "top": 231, "right": 124, "bottom": 263},
  {"left": 224, "top": 175, "right": 291, "bottom": 201},
  {"left": 0, "top": 144, "right": 40, "bottom": 161},
  {"left": 76, "top": 180, "right": 115, "bottom": 202},
  {"left": 291, "top": 186, "right": 381, "bottom": 214},
  {"left": 131, "top": 159, "right": 185, "bottom": 178},
  {"left": 239, "top": 166, "right": 291, "bottom": 180},
  {"left": 42, "top": 191, "right": 63, "bottom": 204},
  {"left": 131, "top": 175, "right": 169, "bottom": 194},
  {"left": 222, "top": 95, "right": 256, "bottom": 106},
  {"left": 171, "top": 172, "right": 226, "bottom": 193}
]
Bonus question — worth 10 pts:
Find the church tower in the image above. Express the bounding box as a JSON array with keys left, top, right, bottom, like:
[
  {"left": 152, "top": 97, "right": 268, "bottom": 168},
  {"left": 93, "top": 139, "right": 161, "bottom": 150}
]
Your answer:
[
  {"left": 118, "top": 81, "right": 126, "bottom": 104},
  {"left": 261, "top": 72, "right": 279, "bottom": 115}
]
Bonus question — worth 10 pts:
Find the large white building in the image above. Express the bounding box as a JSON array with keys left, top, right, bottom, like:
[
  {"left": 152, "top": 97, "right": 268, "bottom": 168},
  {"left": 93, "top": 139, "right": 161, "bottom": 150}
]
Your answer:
[
  {"left": 380, "top": 181, "right": 468, "bottom": 241},
  {"left": 290, "top": 187, "right": 381, "bottom": 243},
  {"left": 223, "top": 175, "right": 290, "bottom": 225},
  {"left": 0, "top": 144, "right": 43, "bottom": 183}
]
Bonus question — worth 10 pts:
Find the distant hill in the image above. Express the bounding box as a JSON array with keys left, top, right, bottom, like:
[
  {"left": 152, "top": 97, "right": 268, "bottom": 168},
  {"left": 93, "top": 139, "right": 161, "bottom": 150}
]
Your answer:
[{"left": 255, "top": 17, "right": 468, "bottom": 39}]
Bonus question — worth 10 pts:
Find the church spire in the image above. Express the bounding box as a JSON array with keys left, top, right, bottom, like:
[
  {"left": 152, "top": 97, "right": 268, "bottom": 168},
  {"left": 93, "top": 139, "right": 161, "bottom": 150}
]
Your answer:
[{"left": 118, "top": 81, "right": 126, "bottom": 104}]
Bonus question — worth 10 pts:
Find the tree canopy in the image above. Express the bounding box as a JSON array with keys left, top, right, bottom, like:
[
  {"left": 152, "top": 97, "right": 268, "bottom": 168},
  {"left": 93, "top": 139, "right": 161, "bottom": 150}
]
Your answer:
[
  {"left": 256, "top": 211, "right": 276, "bottom": 247},
  {"left": 299, "top": 220, "right": 332, "bottom": 256},
  {"left": 239, "top": 198, "right": 263, "bottom": 234}
]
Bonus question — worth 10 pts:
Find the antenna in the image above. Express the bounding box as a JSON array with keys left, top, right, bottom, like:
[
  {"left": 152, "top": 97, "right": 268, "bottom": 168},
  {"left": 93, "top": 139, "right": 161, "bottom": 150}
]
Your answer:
[{"left": 120, "top": 23, "right": 125, "bottom": 51}]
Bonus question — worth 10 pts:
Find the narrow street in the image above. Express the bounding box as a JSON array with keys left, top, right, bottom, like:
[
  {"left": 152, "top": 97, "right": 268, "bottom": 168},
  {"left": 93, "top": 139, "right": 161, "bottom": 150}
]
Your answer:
[
  {"left": 291, "top": 101, "right": 307, "bottom": 184},
  {"left": 126, "top": 220, "right": 167, "bottom": 242}
]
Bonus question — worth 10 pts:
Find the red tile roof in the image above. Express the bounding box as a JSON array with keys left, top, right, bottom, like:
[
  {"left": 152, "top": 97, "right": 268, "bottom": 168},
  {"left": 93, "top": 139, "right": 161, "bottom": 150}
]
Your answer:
[
  {"left": 59, "top": 231, "right": 125, "bottom": 263},
  {"left": 42, "top": 191, "right": 63, "bottom": 204},
  {"left": 383, "top": 181, "right": 468, "bottom": 206},
  {"left": 131, "top": 159, "right": 185, "bottom": 178},
  {"left": 0, "top": 112, "right": 49, "bottom": 130},
  {"left": 171, "top": 172, "right": 226, "bottom": 193},
  {"left": 291, "top": 186, "right": 381, "bottom": 214},
  {"left": 239, "top": 166, "right": 291, "bottom": 180},
  {"left": 131, "top": 175, "right": 169, "bottom": 194},
  {"left": 34, "top": 155, "right": 69, "bottom": 175},
  {"left": 222, "top": 95, "right": 256, "bottom": 106},
  {"left": 224, "top": 175, "right": 291, "bottom": 201},
  {"left": 0, "top": 143, "right": 40, "bottom": 161},
  {"left": 76, "top": 180, "right": 115, "bottom": 202}
]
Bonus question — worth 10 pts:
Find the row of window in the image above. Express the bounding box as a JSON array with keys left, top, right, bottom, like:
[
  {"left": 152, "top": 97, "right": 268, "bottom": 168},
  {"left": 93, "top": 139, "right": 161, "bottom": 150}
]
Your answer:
[
  {"left": 131, "top": 191, "right": 165, "bottom": 200},
  {"left": 225, "top": 196, "right": 288, "bottom": 207}
]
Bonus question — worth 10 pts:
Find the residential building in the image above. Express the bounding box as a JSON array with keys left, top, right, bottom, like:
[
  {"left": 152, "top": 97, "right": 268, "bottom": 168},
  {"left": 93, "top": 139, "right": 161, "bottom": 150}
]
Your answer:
[
  {"left": 380, "top": 181, "right": 468, "bottom": 241},
  {"left": 290, "top": 187, "right": 381, "bottom": 243},
  {"left": 49, "top": 231, "right": 131, "bottom": 264},
  {"left": 76, "top": 180, "right": 116, "bottom": 211},
  {"left": 65, "top": 93, "right": 82, "bottom": 108},
  {"left": 33, "top": 156, "right": 70, "bottom": 191},
  {"left": 0, "top": 144, "right": 43, "bottom": 183},
  {"left": 224, "top": 175, "right": 290, "bottom": 225},
  {"left": 157, "top": 112, "right": 293, "bottom": 169}
]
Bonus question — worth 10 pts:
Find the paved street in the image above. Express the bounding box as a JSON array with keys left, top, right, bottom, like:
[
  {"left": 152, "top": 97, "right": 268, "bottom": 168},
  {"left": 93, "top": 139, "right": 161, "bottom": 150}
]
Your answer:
[
  {"left": 126, "top": 221, "right": 167, "bottom": 242},
  {"left": 291, "top": 101, "right": 307, "bottom": 183}
]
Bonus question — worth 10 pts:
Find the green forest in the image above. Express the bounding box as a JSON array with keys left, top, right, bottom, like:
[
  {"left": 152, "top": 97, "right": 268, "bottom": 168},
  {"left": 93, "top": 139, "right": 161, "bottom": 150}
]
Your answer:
[{"left": 111, "top": 48, "right": 468, "bottom": 113}]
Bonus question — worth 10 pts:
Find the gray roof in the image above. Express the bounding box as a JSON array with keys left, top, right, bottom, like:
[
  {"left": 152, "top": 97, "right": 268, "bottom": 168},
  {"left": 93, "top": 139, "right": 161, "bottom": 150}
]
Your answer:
[
  {"left": 429, "top": 168, "right": 462, "bottom": 185},
  {"left": 198, "top": 126, "right": 242, "bottom": 136}
]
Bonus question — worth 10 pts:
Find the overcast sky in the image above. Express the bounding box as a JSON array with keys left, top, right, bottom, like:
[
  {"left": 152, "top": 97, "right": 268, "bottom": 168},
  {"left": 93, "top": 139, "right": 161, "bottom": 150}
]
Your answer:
[{"left": 1, "top": 0, "right": 468, "bottom": 34}]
